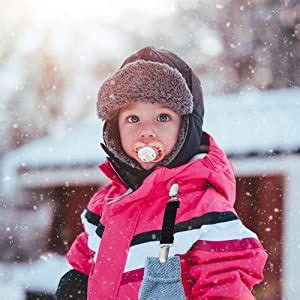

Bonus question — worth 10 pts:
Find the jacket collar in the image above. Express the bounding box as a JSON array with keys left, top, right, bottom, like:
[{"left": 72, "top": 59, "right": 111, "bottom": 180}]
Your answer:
[{"left": 98, "top": 132, "right": 236, "bottom": 206}]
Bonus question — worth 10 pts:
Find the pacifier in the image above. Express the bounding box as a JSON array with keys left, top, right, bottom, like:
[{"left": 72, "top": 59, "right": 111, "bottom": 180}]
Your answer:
[
  {"left": 134, "top": 142, "right": 165, "bottom": 163},
  {"left": 137, "top": 146, "right": 157, "bottom": 162}
]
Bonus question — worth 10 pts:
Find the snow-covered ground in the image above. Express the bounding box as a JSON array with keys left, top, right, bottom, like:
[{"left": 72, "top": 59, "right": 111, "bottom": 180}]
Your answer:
[{"left": 0, "top": 253, "right": 70, "bottom": 299}]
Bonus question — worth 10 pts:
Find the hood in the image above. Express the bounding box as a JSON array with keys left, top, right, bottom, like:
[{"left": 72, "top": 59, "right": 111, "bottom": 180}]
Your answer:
[
  {"left": 100, "top": 46, "right": 205, "bottom": 190},
  {"left": 120, "top": 46, "right": 204, "bottom": 169}
]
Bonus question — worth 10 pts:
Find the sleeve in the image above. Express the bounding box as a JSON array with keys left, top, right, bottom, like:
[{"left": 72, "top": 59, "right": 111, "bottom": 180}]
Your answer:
[
  {"left": 65, "top": 184, "right": 112, "bottom": 275},
  {"left": 66, "top": 231, "right": 94, "bottom": 276},
  {"left": 56, "top": 232, "right": 91, "bottom": 298},
  {"left": 187, "top": 217, "right": 268, "bottom": 299}
]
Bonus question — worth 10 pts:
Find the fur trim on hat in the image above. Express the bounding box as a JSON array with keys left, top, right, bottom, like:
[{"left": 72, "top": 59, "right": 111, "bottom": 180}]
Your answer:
[{"left": 97, "top": 60, "right": 193, "bottom": 120}]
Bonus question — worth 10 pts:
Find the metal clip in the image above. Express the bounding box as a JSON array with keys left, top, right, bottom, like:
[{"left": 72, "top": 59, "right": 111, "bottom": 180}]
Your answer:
[
  {"left": 169, "top": 183, "right": 179, "bottom": 201},
  {"left": 159, "top": 244, "right": 171, "bottom": 263}
]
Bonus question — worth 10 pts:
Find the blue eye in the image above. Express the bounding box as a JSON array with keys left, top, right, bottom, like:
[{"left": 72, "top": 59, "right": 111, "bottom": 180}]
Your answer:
[
  {"left": 158, "top": 114, "right": 171, "bottom": 122},
  {"left": 127, "top": 115, "right": 139, "bottom": 123}
]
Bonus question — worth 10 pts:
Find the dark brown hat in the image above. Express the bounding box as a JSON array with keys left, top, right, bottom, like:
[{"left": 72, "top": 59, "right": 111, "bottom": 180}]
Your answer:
[{"left": 97, "top": 60, "right": 193, "bottom": 121}]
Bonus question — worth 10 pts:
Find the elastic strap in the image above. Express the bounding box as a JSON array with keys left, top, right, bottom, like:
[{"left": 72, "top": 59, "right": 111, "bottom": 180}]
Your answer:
[{"left": 160, "top": 201, "right": 180, "bottom": 245}]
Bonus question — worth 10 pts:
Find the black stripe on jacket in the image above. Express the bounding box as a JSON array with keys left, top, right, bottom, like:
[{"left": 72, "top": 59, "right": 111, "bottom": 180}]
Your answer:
[
  {"left": 84, "top": 209, "right": 105, "bottom": 238},
  {"left": 85, "top": 209, "right": 100, "bottom": 226},
  {"left": 130, "top": 211, "right": 238, "bottom": 247}
]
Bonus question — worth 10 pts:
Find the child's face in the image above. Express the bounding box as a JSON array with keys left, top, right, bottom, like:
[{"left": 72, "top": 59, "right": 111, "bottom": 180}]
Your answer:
[{"left": 118, "top": 102, "right": 182, "bottom": 170}]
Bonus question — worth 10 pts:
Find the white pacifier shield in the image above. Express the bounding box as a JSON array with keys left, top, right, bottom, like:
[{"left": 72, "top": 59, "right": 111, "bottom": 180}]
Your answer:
[{"left": 137, "top": 146, "right": 157, "bottom": 162}]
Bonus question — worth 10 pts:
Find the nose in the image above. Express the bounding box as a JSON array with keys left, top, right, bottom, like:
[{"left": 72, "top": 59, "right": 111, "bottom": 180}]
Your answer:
[{"left": 139, "top": 126, "right": 156, "bottom": 140}]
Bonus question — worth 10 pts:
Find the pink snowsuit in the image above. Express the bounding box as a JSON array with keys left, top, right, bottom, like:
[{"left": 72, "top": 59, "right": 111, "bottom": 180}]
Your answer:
[{"left": 67, "top": 133, "right": 268, "bottom": 299}]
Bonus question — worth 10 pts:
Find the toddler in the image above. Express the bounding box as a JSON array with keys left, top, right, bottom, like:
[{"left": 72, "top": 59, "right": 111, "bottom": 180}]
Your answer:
[{"left": 56, "top": 46, "right": 267, "bottom": 299}]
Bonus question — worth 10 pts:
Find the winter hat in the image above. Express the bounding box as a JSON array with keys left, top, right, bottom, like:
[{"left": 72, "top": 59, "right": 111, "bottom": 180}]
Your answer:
[
  {"left": 97, "top": 60, "right": 193, "bottom": 120},
  {"left": 97, "top": 46, "right": 204, "bottom": 189}
]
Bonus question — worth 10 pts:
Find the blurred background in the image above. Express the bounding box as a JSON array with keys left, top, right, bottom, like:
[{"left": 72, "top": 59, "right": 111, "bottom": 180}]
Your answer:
[{"left": 0, "top": 0, "right": 299, "bottom": 299}]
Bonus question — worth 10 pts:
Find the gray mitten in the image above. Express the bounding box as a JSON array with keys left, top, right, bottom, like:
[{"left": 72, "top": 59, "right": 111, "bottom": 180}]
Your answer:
[{"left": 138, "top": 256, "right": 185, "bottom": 300}]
